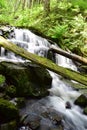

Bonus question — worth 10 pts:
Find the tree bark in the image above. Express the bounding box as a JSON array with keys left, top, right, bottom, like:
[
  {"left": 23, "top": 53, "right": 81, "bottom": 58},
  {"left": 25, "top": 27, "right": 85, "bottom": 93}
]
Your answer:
[
  {"left": 49, "top": 45, "right": 87, "bottom": 65},
  {"left": 43, "top": 0, "right": 50, "bottom": 15},
  {"left": 0, "top": 36, "right": 87, "bottom": 86}
]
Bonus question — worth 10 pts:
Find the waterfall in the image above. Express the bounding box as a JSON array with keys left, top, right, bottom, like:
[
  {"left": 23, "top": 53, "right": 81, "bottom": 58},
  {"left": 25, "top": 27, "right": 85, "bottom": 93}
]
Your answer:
[{"left": 0, "top": 28, "right": 87, "bottom": 130}]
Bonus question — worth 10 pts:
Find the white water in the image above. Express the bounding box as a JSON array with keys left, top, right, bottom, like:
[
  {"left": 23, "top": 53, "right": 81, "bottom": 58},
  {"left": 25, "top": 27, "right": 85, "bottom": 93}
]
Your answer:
[{"left": 0, "top": 28, "right": 87, "bottom": 130}]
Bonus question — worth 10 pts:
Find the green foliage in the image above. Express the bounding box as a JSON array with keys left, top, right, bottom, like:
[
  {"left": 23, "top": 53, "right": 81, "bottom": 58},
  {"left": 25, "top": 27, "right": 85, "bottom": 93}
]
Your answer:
[
  {"left": 48, "top": 24, "right": 68, "bottom": 39},
  {"left": 0, "top": 74, "right": 5, "bottom": 85},
  {"left": 71, "top": 0, "right": 87, "bottom": 10},
  {"left": 0, "top": 0, "right": 87, "bottom": 55},
  {"left": 0, "top": 0, "right": 6, "bottom": 8}
]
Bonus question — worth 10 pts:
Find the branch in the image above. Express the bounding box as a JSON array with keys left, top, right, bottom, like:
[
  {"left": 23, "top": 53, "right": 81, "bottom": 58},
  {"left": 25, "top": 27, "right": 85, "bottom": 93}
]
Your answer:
[{"left": 49, "top": 45, "right": 87, "bottom": 65}]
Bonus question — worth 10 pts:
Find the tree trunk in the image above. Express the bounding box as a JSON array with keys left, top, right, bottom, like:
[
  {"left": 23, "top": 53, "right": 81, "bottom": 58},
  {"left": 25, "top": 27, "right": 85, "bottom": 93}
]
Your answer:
[
  {"left": 43, "top": 0, "right": 50, "bottom": 15},
  {"left": 49, "top": 45, "right": 87, "bottom": 65},
  {"left": 22, "top": 0, "right": 26, "bottom": 10},
  {"left": 0, "top": 36, "right": 87, "bottom": 86}
]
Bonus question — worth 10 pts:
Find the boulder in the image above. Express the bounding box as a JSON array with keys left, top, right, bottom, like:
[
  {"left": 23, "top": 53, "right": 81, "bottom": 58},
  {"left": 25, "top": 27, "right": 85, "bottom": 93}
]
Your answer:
[
  {"left": 0, "top": 98, "right": 19, "bottom": 124},
  {"left": 0, "top": 61, "right": 52, "bottom": 97},
  {"left": 74, "top": 94, "right": 87, "bottom": 107}
]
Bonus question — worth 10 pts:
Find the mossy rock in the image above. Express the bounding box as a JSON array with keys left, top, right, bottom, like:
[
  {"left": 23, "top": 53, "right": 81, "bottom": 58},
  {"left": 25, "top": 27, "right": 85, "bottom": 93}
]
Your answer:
[
  {"left": 5, "top": 85, "right": 16, "bottom": 98},
  {"left": 0, "top": 61, "right": 52, "bottom": 97},
  {"left": 0, "top": 74, "right": 5, "bottom": 86},
  {"left": 83, "top": 107, "right": 87, "bottom": 115},
  {"left": 74, "top": 94, "right": 87, "bottom": 108},
  {"left": 0, "top": 98, "right": 19, "bottom": 124},
  {"left": 0, "top": 120, "right": 17, "bottom": 130},
  {"left": 0, "top": 75, "right": 6, "bottom": 92},
  {"left": 16, "top": 97, "right": 25, "bottom": 108}
]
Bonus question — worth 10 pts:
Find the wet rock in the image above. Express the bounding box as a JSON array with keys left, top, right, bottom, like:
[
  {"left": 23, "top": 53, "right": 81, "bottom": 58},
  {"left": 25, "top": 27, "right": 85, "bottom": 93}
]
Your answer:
[
  {"left": 0, "top": 61, "right": 52, "bottom": 97},
  {"left": 0, "top": 26, "right": 11, "bottom": 32},
  {"left": 23, "top": 113, "right": 41, "bottom": 129},
  {"left": 0, "top": 98, "right": 19, "bottom": 124},
  {"left": 19, "top": 126, "right": 32, "bottom": 130},
  {"left": 74, "top": 94, "right": 87, "bottom": 107},
  {"left": 0, "top": 30, "right": 3, "bottom": 35},
  {"left": 40, "top": 109, "right": 63, "bottom": 130},
  {"left": 42, "top": 108, "right": 62, "bottom": 124},
  {"left": 16, "top": 97, "right": 26, "bottom": 108},
  {"left": 65, "top": 101, "right": 71, "bottom": 109},
  {"left": 20, "top": 98, "right": 63, "bottom": 130},
  {"left": 50, "top": 126, "right": 63, "bottom": 130},
  {"left": 40, "top": 118, "right": 52, "bottom": 130},
  {"left": 47, "top": 51, "right": 56, "bottom": 62},
  {"left": 0, "top": 26, "right": 15, "bottom": 39}
]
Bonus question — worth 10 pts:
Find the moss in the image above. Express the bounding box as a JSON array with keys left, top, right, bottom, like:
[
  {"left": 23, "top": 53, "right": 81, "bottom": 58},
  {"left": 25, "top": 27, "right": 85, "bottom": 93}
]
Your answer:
[
  {"left": 26, "top": 62, "right": 52, "bottom": 86},
  {"left": 0, "top": 74, "right": 5, "bottom": 85},
  {"left": 0, "top": 62, "right": 51, "bottom": 97},
  {"left": 5, "top": 85, "right": 16, "bottom": 98},
  {"left": 74, "top": 94, "right": 87, "bottom": 107},
  {"left": 83, "top": 107, "right": 87, "bottom": 115},
  {"left": 0, "top": 98, "right": 19, "bottom": 123},
  {"left": 16, "top": 97, "right": 25, "bottom": 108}
]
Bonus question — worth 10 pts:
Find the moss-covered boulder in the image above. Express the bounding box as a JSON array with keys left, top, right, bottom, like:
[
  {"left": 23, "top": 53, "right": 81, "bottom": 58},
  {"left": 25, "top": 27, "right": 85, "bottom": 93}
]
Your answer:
[
  {"left": 0, "top": 61, "right": 52, "bottom": 97},
  {"left": 74, "top": 94, "right": 87, "bottom": 107},
  {"left": 0, "top": 99, "right": 19, "bottom": 124}
]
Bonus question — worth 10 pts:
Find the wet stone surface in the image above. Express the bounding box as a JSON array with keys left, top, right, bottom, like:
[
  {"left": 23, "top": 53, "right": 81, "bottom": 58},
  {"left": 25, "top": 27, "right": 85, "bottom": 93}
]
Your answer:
[{"left": 19, "top": 97, "right": 64, "bottom": 130}]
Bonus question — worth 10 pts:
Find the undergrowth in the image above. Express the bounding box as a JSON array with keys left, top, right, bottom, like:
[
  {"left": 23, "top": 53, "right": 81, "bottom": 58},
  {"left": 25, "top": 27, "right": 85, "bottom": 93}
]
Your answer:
[{"left": 0, "top": 0, "right": 87, "bottom": 55}]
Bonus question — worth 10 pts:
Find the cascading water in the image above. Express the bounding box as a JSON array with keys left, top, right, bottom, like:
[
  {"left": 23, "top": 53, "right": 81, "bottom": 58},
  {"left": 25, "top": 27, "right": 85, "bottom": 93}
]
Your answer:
[{"left": 0, "top": 28, "right": 87, "bottom": 130}]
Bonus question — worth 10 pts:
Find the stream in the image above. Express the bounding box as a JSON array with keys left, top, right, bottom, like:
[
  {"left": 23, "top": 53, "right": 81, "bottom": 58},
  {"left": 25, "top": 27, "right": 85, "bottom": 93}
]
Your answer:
[{"left": 0, "top": 28, "right": 87, "bottom": 130}]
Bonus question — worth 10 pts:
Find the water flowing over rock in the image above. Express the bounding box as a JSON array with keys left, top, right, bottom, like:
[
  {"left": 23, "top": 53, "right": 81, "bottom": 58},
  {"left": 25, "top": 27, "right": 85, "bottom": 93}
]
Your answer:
[{"left": 20, "top": 97, "right": 63, "bottom": 130}]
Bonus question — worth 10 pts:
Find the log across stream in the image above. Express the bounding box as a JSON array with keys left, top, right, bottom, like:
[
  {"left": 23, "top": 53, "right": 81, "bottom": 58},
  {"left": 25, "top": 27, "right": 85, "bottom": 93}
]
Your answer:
[{"left": 0, "top": 36, "right": 87, "bottom": 86}]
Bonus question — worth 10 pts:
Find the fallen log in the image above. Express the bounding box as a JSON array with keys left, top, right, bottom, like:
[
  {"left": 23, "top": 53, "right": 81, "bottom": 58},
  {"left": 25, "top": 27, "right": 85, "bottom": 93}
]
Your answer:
[
  {"left": 0, "top": 36, "right": 87, "bottom": 86},
  {"left": 49, "top": 45, "right": 87, "bottom": 65}
]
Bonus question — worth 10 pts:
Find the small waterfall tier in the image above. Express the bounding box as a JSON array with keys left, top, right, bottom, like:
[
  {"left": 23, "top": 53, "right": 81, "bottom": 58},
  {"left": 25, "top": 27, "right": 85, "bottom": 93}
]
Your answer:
[{"left": 0, "top": 28, "right": 50, "bottom": 62}]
